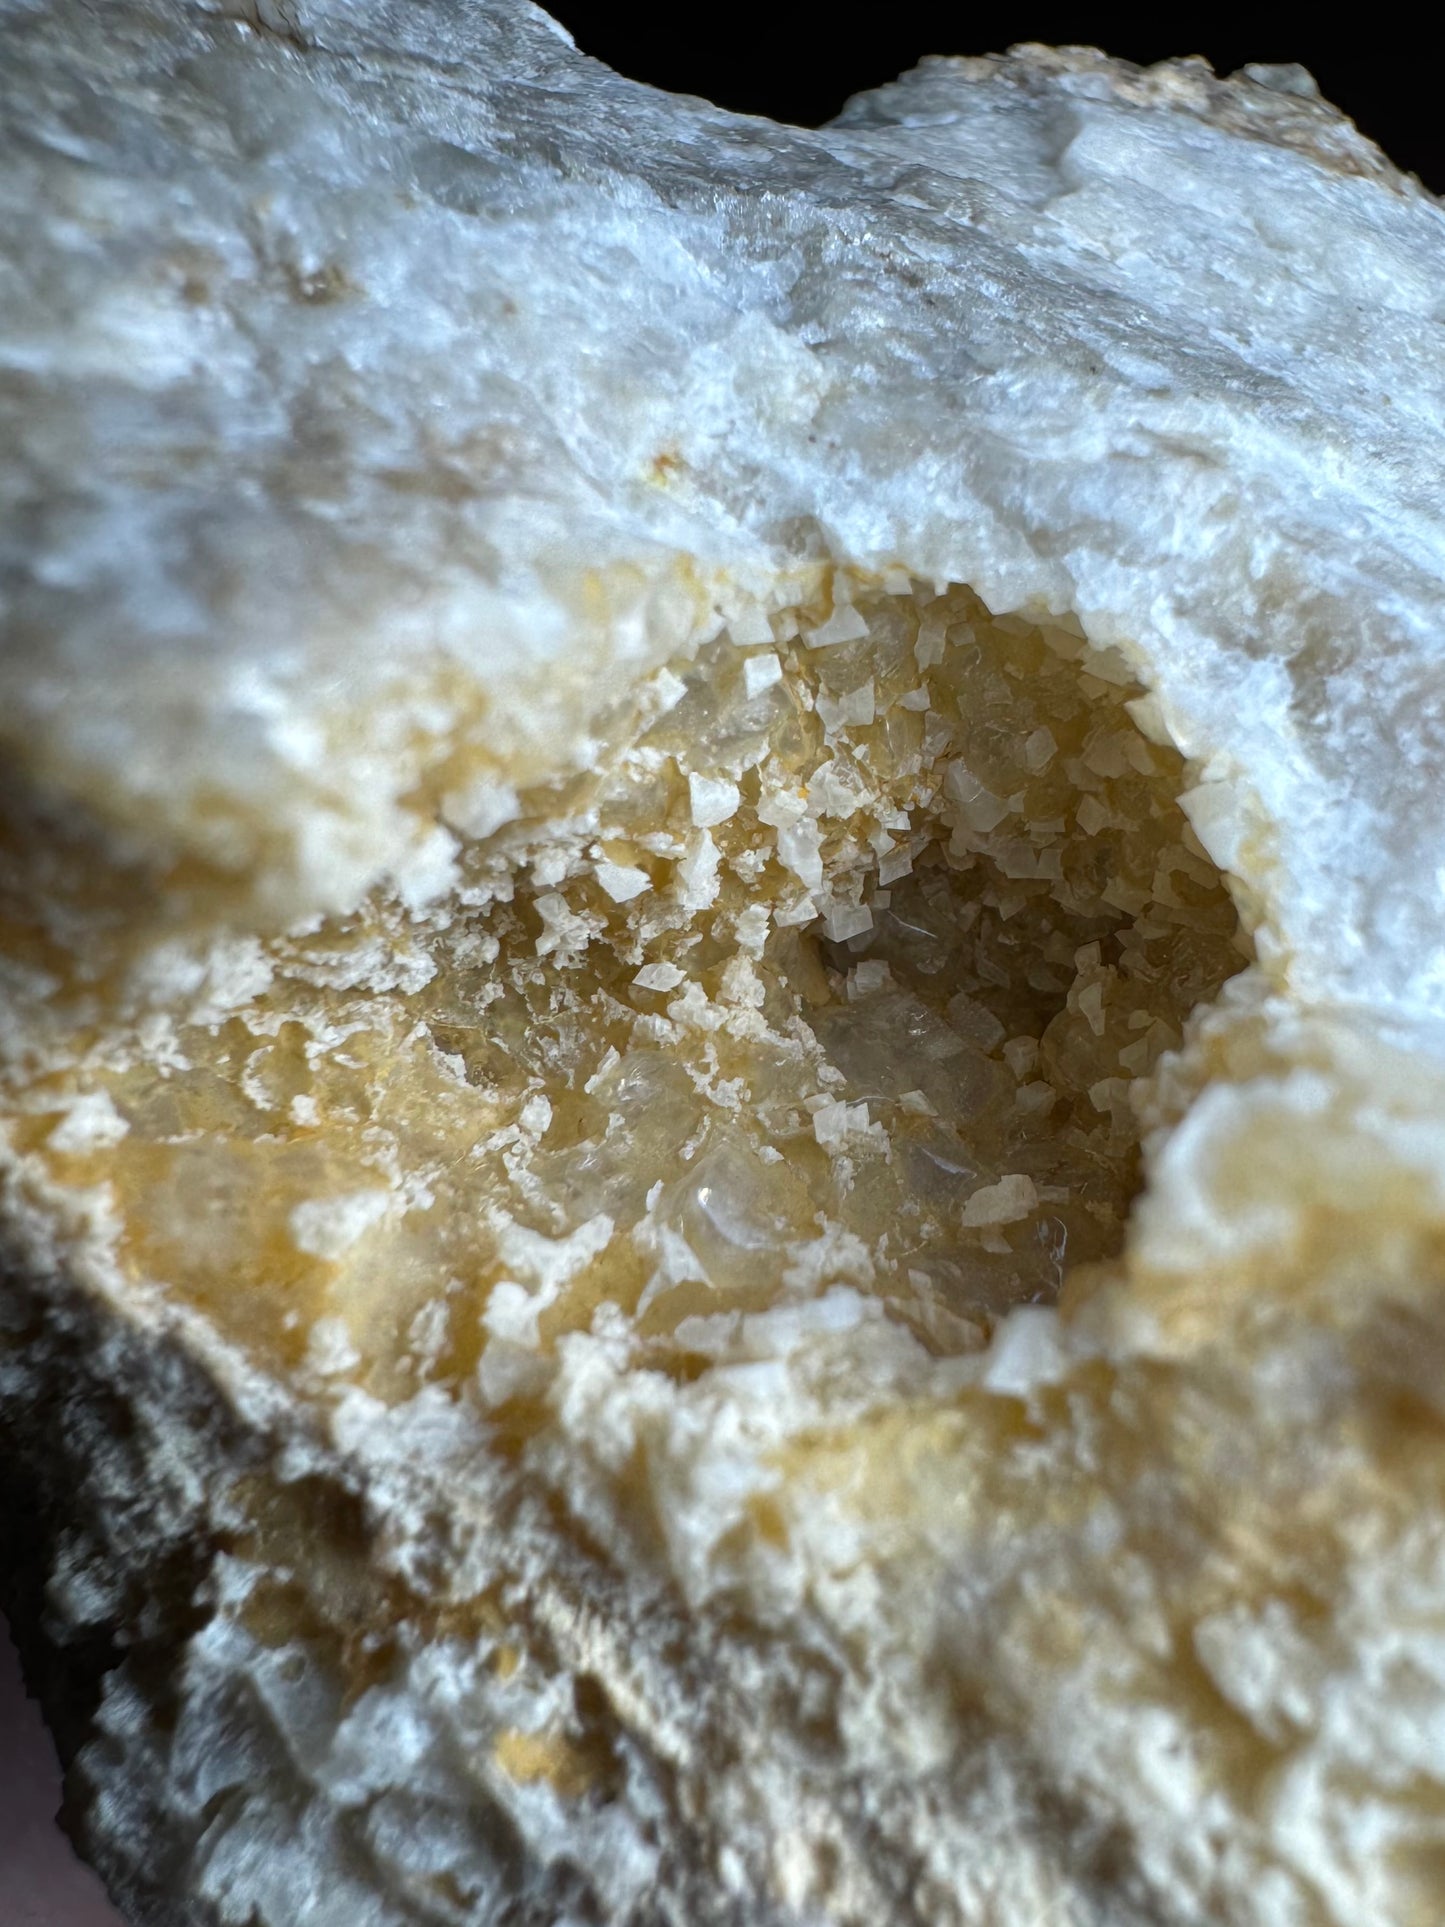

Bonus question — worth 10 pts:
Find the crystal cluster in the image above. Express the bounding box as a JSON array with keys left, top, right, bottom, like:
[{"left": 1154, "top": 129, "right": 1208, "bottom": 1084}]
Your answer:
[
  {"left": 1, "top": 583, "right": 1245, "bottom": 1400},
  {"left": 5, "top": 7, "right": 1445, "bottom": 1926}
]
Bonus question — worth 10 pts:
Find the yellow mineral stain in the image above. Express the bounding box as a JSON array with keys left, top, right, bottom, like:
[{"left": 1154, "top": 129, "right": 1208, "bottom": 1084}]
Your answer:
[{"left": 493, "top": 1727, "right": 598, "bottom": 1798}]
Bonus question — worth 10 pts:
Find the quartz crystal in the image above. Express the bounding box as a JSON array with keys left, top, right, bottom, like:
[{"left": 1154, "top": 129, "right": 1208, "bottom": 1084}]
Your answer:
[{"left": 4, "top": 7, "right": 1445, "bottom": 1925}]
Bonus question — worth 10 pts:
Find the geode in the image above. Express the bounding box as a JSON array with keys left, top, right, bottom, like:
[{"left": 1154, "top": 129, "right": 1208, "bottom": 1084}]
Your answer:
[{"left": 4, "top": 6, "right": 1445, "bottom": 1924}]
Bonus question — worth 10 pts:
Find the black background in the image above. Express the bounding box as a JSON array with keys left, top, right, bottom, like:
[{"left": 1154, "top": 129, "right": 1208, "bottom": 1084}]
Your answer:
[{"left": 544, "top": 5, "right": 1443, "bottom": 195}]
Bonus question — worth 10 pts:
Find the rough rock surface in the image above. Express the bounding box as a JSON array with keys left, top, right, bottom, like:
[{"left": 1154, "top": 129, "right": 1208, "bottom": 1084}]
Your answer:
[{"left": 4, "top": 5, "right": 1445, "bottom": 1925}]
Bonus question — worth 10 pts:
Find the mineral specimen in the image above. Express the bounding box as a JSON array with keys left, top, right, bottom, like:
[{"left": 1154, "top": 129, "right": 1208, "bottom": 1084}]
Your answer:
[{"left": 3, "top": 5, "right": 1445, "bottom": 1924}]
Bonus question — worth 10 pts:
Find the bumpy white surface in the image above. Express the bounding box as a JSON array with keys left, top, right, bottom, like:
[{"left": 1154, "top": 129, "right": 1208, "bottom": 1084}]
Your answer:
[{"left": 4, "top": 0, "right": 1445, "bottom": 1013}]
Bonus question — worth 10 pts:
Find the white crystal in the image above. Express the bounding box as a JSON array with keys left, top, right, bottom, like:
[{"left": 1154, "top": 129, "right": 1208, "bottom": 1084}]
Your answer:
[
  {"left": 812, "top": 1100, "right": 872, "bottom": 1147},
  {"left": 805, "top": 605, "right": 871, "bottom": 648},
  {"left": 688, "top": 772, "right": 742, "bottom": 828},
  {"left": 633, "top": 961, "right": 686, "bottom": 992},
  {"left": 595, "top": 858, "right": 653, "bottom": 902},
  {"left": 676, "top": 828, "right": 722, "bottom": 909},
  {"left": 775, "top": 820, "right": 824, "bottom": 891},
  {"left": 819, "top": 900, "right": 873, "bottom": 943},
  {"left": 960, "top": 1174, "right": 1039, "bottom": 1227},
  {"left": 728, "top": 607, "right": 775, "bottom": 646},
  {"left": 289, "top": 1190, "right": 392, "bottom": 1259},
  {"left": 742, "top": 652, "right": 784, "bottom": 698}
]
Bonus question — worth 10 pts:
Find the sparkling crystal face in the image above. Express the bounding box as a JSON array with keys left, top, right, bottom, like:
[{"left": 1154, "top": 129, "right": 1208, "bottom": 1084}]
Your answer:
[{"left": 0, "top": 580, "right": 1248, "bottom": 1403}]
